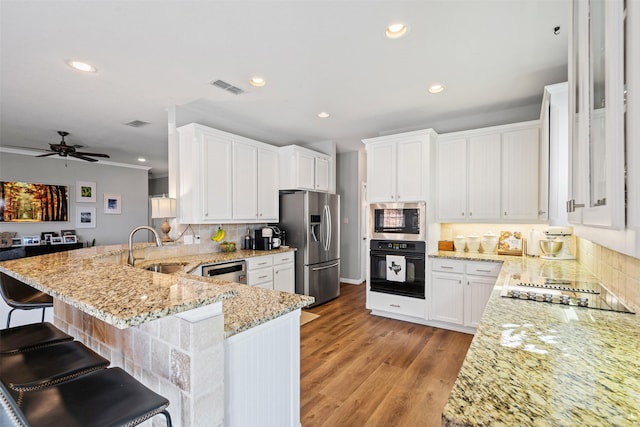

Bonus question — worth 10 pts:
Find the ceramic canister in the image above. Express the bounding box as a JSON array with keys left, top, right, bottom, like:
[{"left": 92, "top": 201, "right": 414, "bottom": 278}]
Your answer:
[
  {"left": 454, "top": 236, "right": 466, "bottom": 252},
  {"left": 466, "top": 235, "right": 481, "bottom": 253}
]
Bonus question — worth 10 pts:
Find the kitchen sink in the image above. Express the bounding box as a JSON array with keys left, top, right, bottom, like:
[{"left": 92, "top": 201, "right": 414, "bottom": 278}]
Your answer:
[{"left": 143, "top": 262, "right": 189, "bottom": 274}]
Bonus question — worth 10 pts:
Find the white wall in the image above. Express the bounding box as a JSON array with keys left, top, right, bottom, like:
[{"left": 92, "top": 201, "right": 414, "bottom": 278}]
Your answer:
[
  {"left": 337, "top": 151, "right": 365, "bottom": 283},
  {"left": 0, "top": 151, "right": 150, "bottom": 245}
]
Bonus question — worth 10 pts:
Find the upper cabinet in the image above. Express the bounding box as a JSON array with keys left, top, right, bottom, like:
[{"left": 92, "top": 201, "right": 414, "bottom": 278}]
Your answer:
[
  {"left": 279, "top": 145, "right": 333, "bottom": 193},
  {"left": 436, "top": 121, "right": 541, "bottom": 223},
  {"left": 177, "top": 123, "right": 279, "bottom": 224},
  {"left": 568, "top": 0, "right": 626, "bottom": 229},
  {"left": 363, "top": 129, "right": 438, "bottom": 203}
]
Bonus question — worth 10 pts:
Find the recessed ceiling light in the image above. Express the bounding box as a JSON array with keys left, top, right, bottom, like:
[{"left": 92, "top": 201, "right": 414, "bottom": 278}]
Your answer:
[
  {"left": 317, "top": 112, "right": 330, "bottom": 119},
  {"left": 138, "top": 157, "right": 146, "bottom": 162},
  {"left": 428, "top": 83, "right": 445, "bottom": 94},
  {"left": 249, "top": 77, "right": 266, "bottom": 87},
  {"left": 67, "top": 60, "right": 97, "bottom": 73},
  {"left": 385, "top": 23, "right": 408, "bottom": 39}
]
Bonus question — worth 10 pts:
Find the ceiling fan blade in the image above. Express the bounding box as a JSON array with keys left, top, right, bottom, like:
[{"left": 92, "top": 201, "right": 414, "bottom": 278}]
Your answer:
[
  {"left": 2, "top": 144, "right": 51, "bottom": 153},
  {"left": 70, "top": 153, "right": 99, "bottom": 162},
  {"left": 36, "top": 152, "right": 58, "bottom": 158},
  {"left": 74, "top": 151, "right": 110, "bottom": 158}
]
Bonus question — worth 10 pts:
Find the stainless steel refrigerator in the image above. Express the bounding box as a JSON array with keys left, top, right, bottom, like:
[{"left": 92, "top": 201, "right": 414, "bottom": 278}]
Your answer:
[{"left": 279, "top": 191, "right": 340, "bottom": 306}]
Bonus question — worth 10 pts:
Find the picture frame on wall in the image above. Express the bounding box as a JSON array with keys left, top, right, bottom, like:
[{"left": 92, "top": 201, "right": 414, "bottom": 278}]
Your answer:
[
  {"left": 104, "top": 193, "right": 122, "bottom": 214},
  {"left": 76, "top": 181, "right": 96, "bottom": 203},
  {"left": 76, "top": 206, "right": 96, "bottom": 228}
]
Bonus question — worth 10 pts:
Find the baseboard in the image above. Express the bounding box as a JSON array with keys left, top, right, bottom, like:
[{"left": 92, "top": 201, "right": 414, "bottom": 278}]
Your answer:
[{"left": 340, "top": 278, "right": 365, "bottom": 285}]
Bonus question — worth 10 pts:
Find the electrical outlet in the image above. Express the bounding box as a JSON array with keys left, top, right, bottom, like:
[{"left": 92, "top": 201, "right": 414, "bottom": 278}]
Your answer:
[{"left": 194, "top": 235, "right": 201, "bottom": 244}]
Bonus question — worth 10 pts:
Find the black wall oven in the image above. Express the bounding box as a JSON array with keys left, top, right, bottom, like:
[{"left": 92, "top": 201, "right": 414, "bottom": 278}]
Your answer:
[
  {"left": 369, "top": 202, "right": 426, "bottom": 241},
  {"left": 370, "top": 240, "right": 426, "bottom": 299}
]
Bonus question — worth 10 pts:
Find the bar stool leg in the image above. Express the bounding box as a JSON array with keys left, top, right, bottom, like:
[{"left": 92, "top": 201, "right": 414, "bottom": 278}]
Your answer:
[
  {"left": 41, "top": 307, "right": 46, "bottom": 323},
  {"left": 7, "top": 308, "right": 16, "bottom": 328}
]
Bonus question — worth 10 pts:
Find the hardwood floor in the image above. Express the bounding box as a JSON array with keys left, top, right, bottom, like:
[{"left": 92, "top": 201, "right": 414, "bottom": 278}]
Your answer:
[{"left": 301, "top": 283, "right": 473, "bottom": 427}]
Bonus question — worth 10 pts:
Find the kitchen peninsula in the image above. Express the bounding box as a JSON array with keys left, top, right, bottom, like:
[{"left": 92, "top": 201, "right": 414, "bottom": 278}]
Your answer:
[
  {"left": 436, "top": 251, "right": 640, "bottom": 426},
  {"left": 0, "top": 243, "right": 313, "bottom": 427}
]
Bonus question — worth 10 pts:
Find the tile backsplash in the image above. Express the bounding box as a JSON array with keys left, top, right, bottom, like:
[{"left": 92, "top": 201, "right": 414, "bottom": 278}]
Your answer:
[{"left": 576, "top": 238, "right": 640, "bottom": 314}]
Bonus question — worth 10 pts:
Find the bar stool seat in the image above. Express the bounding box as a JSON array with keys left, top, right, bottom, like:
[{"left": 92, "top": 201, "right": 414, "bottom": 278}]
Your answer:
[
  {"left": 0, "top": 367, "right": 172, "bottom": 427},
  {"left": 0, "top": 341, "right": 109, "bottom": 391},
  {"left": 0, "top": 322, "right": 73, "bottom": 355},
  {"left": 0, "top": 272, "right": 53, "bottom": 328}
]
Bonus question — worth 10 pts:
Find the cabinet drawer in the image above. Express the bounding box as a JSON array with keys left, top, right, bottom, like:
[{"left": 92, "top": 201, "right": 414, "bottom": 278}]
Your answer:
[
  {"left": 370, "top": 292, "right": 425, "bottom": 318},
  {"left": 430, "top": 258, "right": 464, "bottom": 274},
  {"left": 273, "top": 251, "right": 294, "bottom": 265},
  {"left": 248, "top": 267, "right": 273, "bottom": 285},
  {"left": 246, "top": 255, "right": 273, "bottom": 270},
  {"left": 465, "top": 262, "right": 501, "bottom": 277}
]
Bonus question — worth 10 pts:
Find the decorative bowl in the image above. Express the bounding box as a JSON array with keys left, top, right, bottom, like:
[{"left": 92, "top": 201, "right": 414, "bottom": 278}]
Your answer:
[
  {"left": 539, "top": 239, "right": 562, "bottom": 256},
  {"left": 220, "top": 242, "right": 237, "bottom": 253}
]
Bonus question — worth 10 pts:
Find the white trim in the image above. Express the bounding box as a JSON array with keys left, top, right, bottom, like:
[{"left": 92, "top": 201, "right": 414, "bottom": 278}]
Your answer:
[{"left": 340, "top": 278, "right": 364, "bottom": 285}]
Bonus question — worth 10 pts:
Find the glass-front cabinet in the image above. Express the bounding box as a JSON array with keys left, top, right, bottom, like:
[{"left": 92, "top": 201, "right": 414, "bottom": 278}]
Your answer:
[{"left": 568, "top": 0, "right": 626, "bottom": 229}]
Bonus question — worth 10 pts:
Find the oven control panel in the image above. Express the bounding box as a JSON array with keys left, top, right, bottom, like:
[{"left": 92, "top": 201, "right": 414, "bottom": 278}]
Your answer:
[{"left": 370, "top": 240, "right": 425, "bottom": 253}]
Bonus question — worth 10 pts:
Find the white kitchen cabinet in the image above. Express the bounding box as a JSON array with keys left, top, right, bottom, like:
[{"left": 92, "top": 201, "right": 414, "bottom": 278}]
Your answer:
[
  {"left": 429, "top": 258, "right": 500, "bottom": 333},
  {"left": 279, "top": 145, "right": 332, "bottom": 193},
  {"left": 177, "top": 123, "right": 233, "bottom": 223},
  {"left": 363, "top": 129, "right": 437, "bottom": 204},
  {"left": 437, "top": 123, "right": 538, "bottom": 223},
  {"left": 178, "top": 123, "right": 279, "bottom": 224},
  {"left": 246, "top": 254, "right": 274, "bottom": 290},
  {"left": 369, "top": 291, "right": 426, "bottom": 319},
  {"left": 501, "top": 126, "right": 540, "bottom": 221},
  {"left": 437, "top": 133, "right": 501, "bottom": 221},
  {"left": 567, "top": 0, "right": 626, "bottom": 229},
  {"left": 273, "top": 252, "right": 295, "bottom": 293}
]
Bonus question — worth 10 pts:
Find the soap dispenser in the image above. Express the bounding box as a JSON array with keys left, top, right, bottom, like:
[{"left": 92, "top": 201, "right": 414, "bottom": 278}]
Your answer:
[{"left": 244, "top": 228, "right": 254, "bottom": 250}]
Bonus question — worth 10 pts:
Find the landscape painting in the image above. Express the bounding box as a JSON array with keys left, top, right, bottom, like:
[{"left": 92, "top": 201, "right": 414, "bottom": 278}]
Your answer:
[{"left": 0, "top": 181, "right": 69, "bottom": 222}]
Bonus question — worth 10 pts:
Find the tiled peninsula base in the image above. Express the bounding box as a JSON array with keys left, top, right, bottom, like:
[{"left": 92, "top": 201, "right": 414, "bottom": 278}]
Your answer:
[{"left": 54, "top": 299, "right": 225, "bottom": 427}]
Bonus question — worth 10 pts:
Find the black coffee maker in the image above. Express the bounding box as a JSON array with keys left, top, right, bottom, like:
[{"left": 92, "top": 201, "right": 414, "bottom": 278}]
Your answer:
[{"left": 254, "top": 227, "right": 273, "bottom": 250}]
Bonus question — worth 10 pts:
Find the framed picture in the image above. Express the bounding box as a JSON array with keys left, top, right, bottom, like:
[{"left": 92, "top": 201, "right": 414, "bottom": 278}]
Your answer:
[
  {"left": 61, "top": 229, "right": 76, "bottom": 236},
  {"left": 76, "top": 206, "right": 96, "bottom": 228},
  {"left": 22, "top": 236, "right": 41, "bottom": 246},
  {"left": 11, "top": 238, "right": 22, "bottom": 247},
  {"left": 104, "top": 193, "right": 122, "bottom": 214},
  {"left": 76, "top": 181, "right": 96, "bottom": 203},
  {"left": 42, "top": 233, "right": 53, "bottom": 243},
  {"left": 50, "top": 236, "right": 64, "bottom": 245},
  {"left": 0, "top": 181, "right": 69, "bottom": 222},
  {"left": 63, "top": 235, "right": 77, "bottom": 244}
]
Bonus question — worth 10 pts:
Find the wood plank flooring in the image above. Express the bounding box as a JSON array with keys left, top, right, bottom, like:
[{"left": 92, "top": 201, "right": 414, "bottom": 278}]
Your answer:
[{"left": 301, "top": 283, "right": 473, "bottom": 427}]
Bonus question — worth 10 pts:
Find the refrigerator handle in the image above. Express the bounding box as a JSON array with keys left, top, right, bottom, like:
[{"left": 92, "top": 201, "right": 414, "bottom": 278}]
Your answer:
[
  {"left": 311, "top": 261, "right": 340, "bottom": 271},
  {"left": 325, "top": 205, "right": 332, "bottom": 251},
  {"left": 311, "top": 223, "right": 319, "bottom": 242}
]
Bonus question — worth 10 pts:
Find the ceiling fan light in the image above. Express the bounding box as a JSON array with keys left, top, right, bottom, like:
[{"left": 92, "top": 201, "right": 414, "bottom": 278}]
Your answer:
[
  {"left": 67, "top": 60, "right": 97, "bottom": 73},
  {"left": 385, "top": 23, "right": 408, "bottom": 39}
]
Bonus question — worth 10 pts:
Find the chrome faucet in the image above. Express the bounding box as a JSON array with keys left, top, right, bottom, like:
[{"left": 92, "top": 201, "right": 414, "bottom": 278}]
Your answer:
[{"left": 128, "top": 226, "right": 162, "bottom": 266}]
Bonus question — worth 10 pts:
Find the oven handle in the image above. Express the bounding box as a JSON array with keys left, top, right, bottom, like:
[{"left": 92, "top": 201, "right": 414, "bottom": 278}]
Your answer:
[{"left": 370, "top": 251, "right": 425, "bottom": 259}]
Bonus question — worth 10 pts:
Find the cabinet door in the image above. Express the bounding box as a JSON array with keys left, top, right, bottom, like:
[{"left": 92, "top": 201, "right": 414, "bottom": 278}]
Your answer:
[
  {"left": 396, "top": 138, "right": 424, "bottom": 201},
  {"left": 273, "top": 262, "right": 295, "bottom": 293},
  {"left": 468, "top": 133, "right": 501, "bottom": 220},
  {"left": 233, "top": 142, "right": 258, "bottom": 220},
  {"left": 502, "top": 127, "right": 540, "bottom": 220},
  {"left": 258, "top": 148, "right": 279, "bottom": 221},
  {"left": 429, "top": 272, "right": 463, "bottom": 325},
  {"left": 296, "top": 151, "right": 316, "bottom": 190},
  {"left": 314, "top": 156, "right": 330, "bottom": 192},
  {"left": 367, "top": 143, "right": 396, "bottom": 202},
  {"left": 464, "top": 275, "right": 495, "bottom": 328},
  {"left": 201, "top": 132, "right": 233, "bottom": 221},
  {"left": 437, "top": 138, "right": 467, "bottom": 220}
]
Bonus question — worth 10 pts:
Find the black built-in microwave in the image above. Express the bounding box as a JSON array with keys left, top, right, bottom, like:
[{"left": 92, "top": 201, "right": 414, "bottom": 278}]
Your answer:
[{"left": 369, "top": 202, "right": 426, "bottom": 241}]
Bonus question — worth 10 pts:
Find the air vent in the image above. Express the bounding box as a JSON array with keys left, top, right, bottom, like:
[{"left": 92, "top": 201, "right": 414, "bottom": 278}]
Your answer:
[
  {"left": 124, "top": 120, "right": 150, "bottom": 128},
  {"left": 210, "top": 79, "right": 245, "bottom": 95}
]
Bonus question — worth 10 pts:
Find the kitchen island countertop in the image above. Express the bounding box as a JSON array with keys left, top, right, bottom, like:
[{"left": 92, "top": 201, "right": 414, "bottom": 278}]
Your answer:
[
  {"left": 0, "top": 243, "right": 313, "bottom": 336},
  {"left": 433, "top": 251, "right": 640, "bottom": 426}
]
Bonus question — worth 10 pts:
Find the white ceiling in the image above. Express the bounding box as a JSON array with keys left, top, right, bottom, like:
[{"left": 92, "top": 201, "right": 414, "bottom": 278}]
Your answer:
[{"left": 0, "top": 0, "right": 568, "bottom": 178}]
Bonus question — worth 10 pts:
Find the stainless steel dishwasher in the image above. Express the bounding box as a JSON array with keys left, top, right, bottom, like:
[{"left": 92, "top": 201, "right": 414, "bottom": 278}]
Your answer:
[{"left": 201, "top": 260, "right": 247, "bottom": 284}]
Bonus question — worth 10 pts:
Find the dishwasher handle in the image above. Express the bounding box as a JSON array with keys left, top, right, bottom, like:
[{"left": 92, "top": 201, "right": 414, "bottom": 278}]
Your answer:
[{"left": 202, "top": 261, "right": 246, "bottom": 277}]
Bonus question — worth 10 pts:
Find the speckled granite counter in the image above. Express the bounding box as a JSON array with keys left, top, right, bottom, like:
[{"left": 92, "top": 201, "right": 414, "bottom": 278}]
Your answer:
[
  {"left": 433, "top": 251, "right": 640, "bottom": 426},
  {"left": 0, "top": 244, "right": 313, "bottom": 336}
]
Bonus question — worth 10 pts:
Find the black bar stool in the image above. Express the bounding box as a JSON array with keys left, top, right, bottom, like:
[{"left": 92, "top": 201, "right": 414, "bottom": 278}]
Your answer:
[
  {"left": 0, "top": 322, "right": 73, "bottom": 355},
  {"left": 1, "top": 341, "right": 109, "bottom": 391},
  {"left": 0, "top": 367, "right": 172, "bottom": 426},
  {"left": 0, "top": 272, "right": 53, "bottom": 328}
]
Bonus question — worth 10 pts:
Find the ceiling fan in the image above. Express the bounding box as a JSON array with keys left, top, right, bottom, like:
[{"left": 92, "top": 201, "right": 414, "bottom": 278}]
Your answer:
[{"left": 37, "top": 131, "right": 110, "bottom": 162}]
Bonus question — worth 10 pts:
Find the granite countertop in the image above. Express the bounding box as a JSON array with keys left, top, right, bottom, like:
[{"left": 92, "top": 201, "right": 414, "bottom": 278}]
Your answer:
[
  {"left": 434, "top": 251, "right": 640, "bottom": 426},
  {"left": 0, "top": 244, "right": 313, "bottom": 336}
]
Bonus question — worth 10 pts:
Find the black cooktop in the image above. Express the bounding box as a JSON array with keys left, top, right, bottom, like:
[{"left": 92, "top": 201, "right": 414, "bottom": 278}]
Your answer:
[{"left": 500, "top": 275, "right": 635, "bottom": 314}]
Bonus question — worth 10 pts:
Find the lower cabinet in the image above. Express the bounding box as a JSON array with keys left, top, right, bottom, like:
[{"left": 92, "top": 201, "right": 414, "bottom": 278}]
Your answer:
[
  {"left": 429, "top": 258, "right": 500, "bottom": 333},
  {"left": 225, "top": 309, "right": 301, "bottom": 427},
  {"left": 246, "top": 252, "right": 296, "bottom": 292},
  {"left": 369, "top": 291, "right": 425, "bottom": 319}
]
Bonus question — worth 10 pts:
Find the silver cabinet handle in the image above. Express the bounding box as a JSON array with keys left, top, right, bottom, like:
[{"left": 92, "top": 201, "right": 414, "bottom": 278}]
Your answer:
[
  {"left": 258, "top": 275, "right": 268, "bottom": 279},
  {"left": 469, "top": 212, "right": 473, "bottom": 216},
  {"left": 390, "top": 304, "right": 400, "bottom": 308},
  {"left": 440, "top": 266, "right": 454, "bottom": 269},
  {"left": 474, "top": 269, "right": 492, "bottom": 273}
]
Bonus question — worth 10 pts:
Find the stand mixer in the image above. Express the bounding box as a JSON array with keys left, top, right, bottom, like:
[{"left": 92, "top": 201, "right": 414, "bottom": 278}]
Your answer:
[{"left": 540, "top": 226, "right": 576, "bottom": 260}]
